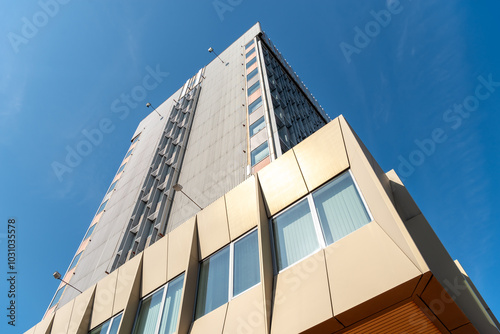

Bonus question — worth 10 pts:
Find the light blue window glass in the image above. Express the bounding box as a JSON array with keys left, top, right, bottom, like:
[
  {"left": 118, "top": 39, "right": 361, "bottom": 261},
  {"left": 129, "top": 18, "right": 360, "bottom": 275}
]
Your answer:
[
  {"left": 125, "top": 148, "right": 134, "bottom": 158},
  {"left": 132, "top": 287, "right": 164, "bottom": 334},
  {"left": 158, "top": 274, "right": 184, "bottom": 334},
  {"left": 195, "top": 247, "right": 230, "bottom": 319},
  {"left": 246, "top": 48, "right": 255, "bottom": 58},
  {"left": 132, "top": 134, "right": 141, "bottom": 143},
  {"left": 84, "top": 224, "right": 96, "bottom": 240},
  {"left": 233, "top": 230, "right": 260, "bottom": 296},
  {"left": 251, "top": 141, "right": 269, "bottom": 166},
  {"left": 107, "top": 181, "right": 118, "bottom": 194},
  {"left": 246, "top": 57, "right": 257, "bottom": 69},
  {"left": 245, "top": 40, "right": 255, "bottom": 49},
  {"left": 117, "top": 163, "right": 126, "bottom": 175},
  {"left": 249, "top": 117, "right": 265, "bottom": 137},
  {"left": 97, "top": 200, "right": 108, "bottom": 215},
  {"left": 248, "top": 97, "right": 263, "bottom": 114},
  {"left": 49, "top": 287, "right": 65, "bottom": 308},
  {"left": 272, "top": 199, "right": 320, "bottom": 270},
  {"left": 247, "top": 68, "right": 258, "bottom": 81},
  {"left": 69, "top": 252, "right": 82, "bottom": 270},
  {"left": 247, "top": 81, "right": 260, "bottom": 96},
  {"left": 312, "top": 172, "right": 370, "bottom": 245},
  {"left": 89, "top": 313, "right": 122, "bottom": 334}
]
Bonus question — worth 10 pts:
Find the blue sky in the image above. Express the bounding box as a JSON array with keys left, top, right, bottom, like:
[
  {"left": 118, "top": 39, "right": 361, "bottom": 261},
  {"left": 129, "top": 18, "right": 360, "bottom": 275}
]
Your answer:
[{"left": 1, "top": 0, "right": 499, "bottom": 332}]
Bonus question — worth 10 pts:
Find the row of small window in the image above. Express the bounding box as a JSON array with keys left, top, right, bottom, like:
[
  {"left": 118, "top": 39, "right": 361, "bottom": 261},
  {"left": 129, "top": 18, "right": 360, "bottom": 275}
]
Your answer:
[{"left": 85, "top": 171, "right": 370, "bottom": 332}]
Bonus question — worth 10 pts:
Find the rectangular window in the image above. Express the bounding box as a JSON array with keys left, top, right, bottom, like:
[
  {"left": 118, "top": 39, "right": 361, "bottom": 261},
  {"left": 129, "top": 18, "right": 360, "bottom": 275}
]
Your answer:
[
  {"left": 251, "top": 141, "right": 269, "bottom": 166},
  {"left": 69, "top": 251, "right": 82, "bottom": 270},
  {"left": 249, "top": 117, "right": 266, "bottom": 137},
  {"left": 97, "top": 200, "right": 108, "bottom": 215},
  {"left": 312, "top": 172, "right": 371, "bottom": 245},
  {"left": 195, "top": 230, "right": 260, "bottom": 319},
  {"left": 272, "top": 199, "right": 320, "bottom": 270},
  {"left": 248, "top": 97, "right": 263, "bottom": 114},
  {"left": 247, "top": 68, "right": 258, "bottom": 81},
  {"left": 117, "top": 163, "right": 126, "bottom": 175},
  {"left": 246, "top": 57, "right": 257, "bottom": 69},
  {"left": 107, "top": 181, "right": 118, "bottom": 194},
  {"left": 132, "top": 274, "right": 184, "bottom": 334},
  {"left": 233, "top": 230, "right": 260, "bottom": 296},
  {"left": 245, "top": 40, "right": 255, "bottom": 49},
  {"left": 271, "top": 171, "right": 371, "bottom": 271},
  {"left": 84, "top": 224, "right": 96, "bottom": 240},
  {"left": 131, "top": 133, "right": 141, "bottom": 143},
  {"left": 195, "top": 247, "right": 229, "bottom": 319},
  {"left": 125, "top": 148, "right": 134, "bottom": 159},
  {"left": 49, "top": 286, "right": 65, "bottom": 308},
  {"left": 89, "top": 313, "right": 122, "bottom": 334},
  {"left": 247, "top": 81, "right": 260, "bottom": 96},
  {"left": 246, "top": 48, "right": 255, "bottom": 58}
]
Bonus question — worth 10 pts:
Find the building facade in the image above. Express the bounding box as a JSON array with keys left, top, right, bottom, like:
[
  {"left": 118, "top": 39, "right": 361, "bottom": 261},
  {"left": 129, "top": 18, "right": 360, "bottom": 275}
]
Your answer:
[{"left": 28, "top": 23, "right": 499, "bottom": 333}]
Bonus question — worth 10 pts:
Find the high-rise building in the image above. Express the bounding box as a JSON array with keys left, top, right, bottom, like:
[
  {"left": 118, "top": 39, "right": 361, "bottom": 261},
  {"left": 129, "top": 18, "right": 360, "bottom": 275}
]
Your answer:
[{"left": 27, "top": 23, "right": 498, "bottom": 334}]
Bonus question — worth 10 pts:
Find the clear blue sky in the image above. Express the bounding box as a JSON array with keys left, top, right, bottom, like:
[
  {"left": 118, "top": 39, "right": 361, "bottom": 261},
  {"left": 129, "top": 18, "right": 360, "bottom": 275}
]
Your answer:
[{"left": 1, "top": 1, "right": 499, "bottom": 332}]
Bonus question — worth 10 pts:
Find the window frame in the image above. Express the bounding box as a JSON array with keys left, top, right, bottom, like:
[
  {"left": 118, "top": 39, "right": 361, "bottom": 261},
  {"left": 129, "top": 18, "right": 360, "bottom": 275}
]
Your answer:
[
  {"left": 270, "top": 170, "right": 372, "bottom": 274},
  {"left": 249, "top": 117, "right": 266, "bottom": 137},
  {"left": 116, "top": 163, "right": 126, "bottom": 175},
  {"left": 106, "top": 180, "right": 118, "bottom": 194},
  {"left": 250, "top": 141, "right": 269, "bottom": 166},
  {"left": 84, "top": 224, "right": 96, "bottom": 241},
  {"left": 194, "top": 228, "right": 260, "bottom": 320},
  {"left": 69, "top": 251, "right": 83, "bottom": 271},
  {"left": 89, "top": 312, "right": 123, "bottom": 334},
  {"left": 131, "top": 273, "right": 185, "bottom": 334}
]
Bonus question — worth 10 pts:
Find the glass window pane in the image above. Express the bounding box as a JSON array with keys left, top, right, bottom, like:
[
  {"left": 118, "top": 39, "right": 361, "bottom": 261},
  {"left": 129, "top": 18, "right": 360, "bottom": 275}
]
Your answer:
[
  {"left": 108, "top": 314, "right": 122, "bottom": 334},
  {"left": 247, "top": 81, "right": 260, "bottom": 96},
  {"left": 272, "top": 199, "right": 320, "bottom": 270},
  {"left": 248, "top": 97, "right": 263, "bottom": 114},
  {"left": 246, "top": 57, "right": 256, "bottom": 69},
  {"left": 246, "top": 48, "right": 255, "bottom": 58},
  {"left": 312, "top": 172, "right": 371, "bottom": 245},
  {"left": 158, "top": 274, "right": 184, "bottom": 334},
  {"left": 251, "top": 142, "right": 269, "bottom": 166},
  {"left": 132, "top": 288, "right": 164, "bottom": 334},
  {"left": 245, "top": 40, "right": 254, "bottom": 49},
  {"left": 97, "top": 200, "right": 108, "bottom": 214},
  {"left": 107, "top": 181, "right": 118, "bottom": 194},
  {"left": 247, "top": 68, "right": 258, "bottom": 81},
  {"left": 233, "top": 230, "right": 260, "bottom": 296},
  {"left": 69, "top": 252, "right": 82, "bottom": 270},
  {"left": 117, "top": 163, "right": 126, "bottom": 174},
  {"left": 125, "top": 148, "right": 134, "bottom": 158},
  {"left": 84, "top": 224, "right": 96, "bottom": 240},
  {"left": 195, "top": 247, "right": 230, "bottom": 319},
  {"left": 89, "top": 321, "right": 109, "bottom": 334},
  {"left": 49, "top": 286, "right": 65, "bottom": 308},
  {"left": 249, "top": 117, "right": 265, "bottom": 137}
]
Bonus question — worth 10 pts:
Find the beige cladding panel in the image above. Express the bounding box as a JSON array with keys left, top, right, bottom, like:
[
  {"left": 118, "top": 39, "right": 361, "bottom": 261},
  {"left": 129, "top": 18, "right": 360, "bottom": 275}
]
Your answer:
[
  {"left": 338, "top": 115, "right": 429, "bottom": 274},
  {"left": 167, "top": 216, "right": 196, "bottom": 280},
  {"left": 113, "top": 253, "right": 142, "bottom": 314},
  {"left": 90, "top": 271, "right": 118, "bottom": 329},
  {"left": 190, "top": 304, "right": 228, "bottom": 334},
  {"left": 50, "top": 299, "right": 74, "bottom": 334},
  {"left": 258, "top": 149, "right": 309, "bottom": 216},
  {"left": 67, "top": 285, "right": 95, "bottom": 334},
  {"left": 141, "top": 236, "right": 168, "bottom": 297},
  {"left": 225, "top": 176, "right": 259, "bottom": 240},
  {"left": 293, "top": 118, "right": 349, "bottom": 192},
  {"left": 33, "top": 313, "right": 54, "bottom": 334},
  {"left": 197, "top": 196, "right": 231, "bottom": 258},
  {"left": 222, "top": 285, "right": 266, "bottom": 334},
  {"left": 325, "top": 222, "right": 422, "bottom": 325},
  {"left": 271, "top": 251, "right": 343, "bottom": 334}
]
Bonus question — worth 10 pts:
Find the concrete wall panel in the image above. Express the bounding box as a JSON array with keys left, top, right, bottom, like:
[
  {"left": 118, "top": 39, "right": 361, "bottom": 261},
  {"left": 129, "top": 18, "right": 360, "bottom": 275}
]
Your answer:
[
  {"left": 197, "top": 196, "right": 230, "bottom": 258},
  {"left": 226, "top": 176, "right": 258, "bottom": 240},
  {"left": 141, "top": 236, "right": 168, "bottom": 297}
]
